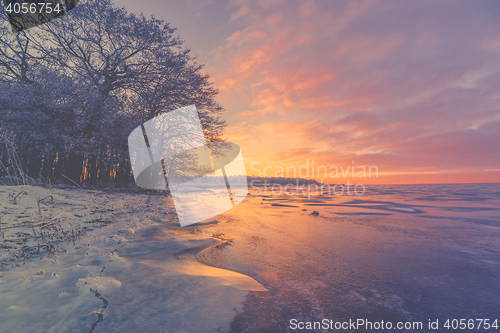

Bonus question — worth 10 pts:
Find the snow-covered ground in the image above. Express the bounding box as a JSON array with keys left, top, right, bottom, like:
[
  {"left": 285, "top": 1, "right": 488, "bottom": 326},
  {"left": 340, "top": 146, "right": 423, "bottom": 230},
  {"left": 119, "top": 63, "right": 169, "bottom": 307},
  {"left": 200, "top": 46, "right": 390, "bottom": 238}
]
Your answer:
[{"left": 0, "top": 185, "right": 277, "bottom": 333}]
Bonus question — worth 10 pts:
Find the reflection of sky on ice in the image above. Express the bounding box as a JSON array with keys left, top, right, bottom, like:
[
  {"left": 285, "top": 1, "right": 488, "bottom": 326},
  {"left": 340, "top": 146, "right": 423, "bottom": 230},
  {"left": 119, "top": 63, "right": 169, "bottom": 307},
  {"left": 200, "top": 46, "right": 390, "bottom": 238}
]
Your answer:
[
  {"left": 197, "top": 183, "right": 500, "bottom": 326},
  {"left": 250, "top": 183, "right": 500, "bottom": 225}
]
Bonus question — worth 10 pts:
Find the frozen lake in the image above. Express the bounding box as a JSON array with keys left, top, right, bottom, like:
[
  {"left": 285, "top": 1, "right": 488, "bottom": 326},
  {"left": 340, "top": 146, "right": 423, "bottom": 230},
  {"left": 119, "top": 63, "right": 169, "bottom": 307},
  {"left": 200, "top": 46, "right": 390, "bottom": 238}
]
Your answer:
[
  {"left": 197, "top": 183, "right": 500, "bottom": 332},
  {"left": 0, "top": 183, "right": 499, "bottom": 332}
]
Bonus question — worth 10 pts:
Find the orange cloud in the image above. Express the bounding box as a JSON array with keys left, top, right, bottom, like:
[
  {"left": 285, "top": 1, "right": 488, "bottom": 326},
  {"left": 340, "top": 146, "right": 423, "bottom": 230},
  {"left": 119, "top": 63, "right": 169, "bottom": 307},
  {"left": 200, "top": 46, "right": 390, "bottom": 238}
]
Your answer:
[{"left": 206, "top": 1, "right": 500, "bottom": 184}]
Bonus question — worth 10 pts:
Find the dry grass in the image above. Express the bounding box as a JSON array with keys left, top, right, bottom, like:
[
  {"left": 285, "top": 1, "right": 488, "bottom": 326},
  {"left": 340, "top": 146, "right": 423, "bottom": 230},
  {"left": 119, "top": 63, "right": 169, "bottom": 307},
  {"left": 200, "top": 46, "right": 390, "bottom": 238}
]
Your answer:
[
  {"left": 0, "top": 132, "right": 46, "bottom": 187},
  {"left": 0, "top": 186, "right": 98, "bottom": 270}
]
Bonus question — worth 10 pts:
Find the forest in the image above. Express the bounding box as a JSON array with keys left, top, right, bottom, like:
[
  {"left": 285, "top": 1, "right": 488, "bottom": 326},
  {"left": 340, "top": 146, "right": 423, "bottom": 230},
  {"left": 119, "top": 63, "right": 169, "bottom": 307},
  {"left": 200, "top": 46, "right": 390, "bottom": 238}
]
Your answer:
[{"left": 0, "top": 0, "right": 226, "bottom": 186}]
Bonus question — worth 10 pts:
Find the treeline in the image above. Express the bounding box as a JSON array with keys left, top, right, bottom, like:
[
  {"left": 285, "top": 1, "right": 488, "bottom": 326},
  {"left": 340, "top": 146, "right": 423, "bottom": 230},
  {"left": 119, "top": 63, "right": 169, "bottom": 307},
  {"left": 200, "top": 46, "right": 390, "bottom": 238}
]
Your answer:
[
  {"left": 247, "top": 177, "right": 319, "bottom": 185},
  {"left": 0, "top": 0, "right": 225, "bottom": 186}
]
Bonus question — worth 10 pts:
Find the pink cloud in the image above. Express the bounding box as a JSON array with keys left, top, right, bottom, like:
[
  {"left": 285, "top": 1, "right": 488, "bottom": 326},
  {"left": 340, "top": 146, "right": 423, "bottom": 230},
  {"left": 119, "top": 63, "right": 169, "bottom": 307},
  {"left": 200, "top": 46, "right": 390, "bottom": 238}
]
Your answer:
[{"left": 208, "top": 1, "right": 500, "bottom": 183}]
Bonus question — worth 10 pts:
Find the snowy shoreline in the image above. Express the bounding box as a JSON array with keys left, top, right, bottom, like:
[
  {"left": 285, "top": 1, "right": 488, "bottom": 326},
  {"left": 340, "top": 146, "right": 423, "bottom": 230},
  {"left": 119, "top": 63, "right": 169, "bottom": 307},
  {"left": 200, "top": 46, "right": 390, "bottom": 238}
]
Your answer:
[
  {"left": 0, "top": 185, "right": 278, "bottom": 333},
  {"left": 2, "top": 183, "right": 499, "bottom": 332}
]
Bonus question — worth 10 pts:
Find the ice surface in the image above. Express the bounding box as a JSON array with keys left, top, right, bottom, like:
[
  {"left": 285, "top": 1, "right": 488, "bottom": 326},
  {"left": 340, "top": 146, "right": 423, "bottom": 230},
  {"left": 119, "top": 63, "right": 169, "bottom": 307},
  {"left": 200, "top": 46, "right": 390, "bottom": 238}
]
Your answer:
[
  {"left": 1, "top": 183, "right": 499, "bottom": 332},
  {"left": 202, "top": 183, "right": 500, "bottom": 330}
]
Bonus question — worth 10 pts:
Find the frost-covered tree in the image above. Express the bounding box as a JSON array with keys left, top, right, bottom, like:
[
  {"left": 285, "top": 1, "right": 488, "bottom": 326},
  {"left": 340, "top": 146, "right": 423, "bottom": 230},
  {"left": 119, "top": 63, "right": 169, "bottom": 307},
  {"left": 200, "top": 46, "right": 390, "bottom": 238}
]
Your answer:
[{"left": 0, "top": 0, "right": 226, "bottom": 185}]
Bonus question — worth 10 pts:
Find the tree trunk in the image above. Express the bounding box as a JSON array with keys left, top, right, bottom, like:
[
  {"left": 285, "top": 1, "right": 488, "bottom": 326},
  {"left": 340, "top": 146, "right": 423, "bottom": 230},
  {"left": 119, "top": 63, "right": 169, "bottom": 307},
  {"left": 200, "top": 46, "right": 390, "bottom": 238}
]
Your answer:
[{"left": 66, "top": 154, "right": 84, "bottom": 184}]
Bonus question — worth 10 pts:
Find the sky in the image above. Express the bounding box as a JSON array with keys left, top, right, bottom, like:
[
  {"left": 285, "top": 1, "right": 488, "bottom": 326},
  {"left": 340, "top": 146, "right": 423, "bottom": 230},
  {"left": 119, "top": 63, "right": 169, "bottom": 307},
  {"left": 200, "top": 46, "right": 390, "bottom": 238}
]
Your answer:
[{"left": 114, "top": 0, "right": 500, "bottom": 184}]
